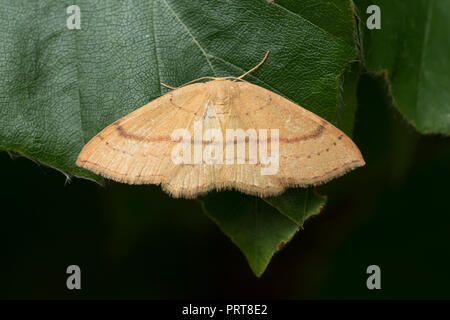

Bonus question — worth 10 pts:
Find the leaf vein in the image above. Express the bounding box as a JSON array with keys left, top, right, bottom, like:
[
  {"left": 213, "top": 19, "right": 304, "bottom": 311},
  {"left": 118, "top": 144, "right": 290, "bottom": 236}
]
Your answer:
[
  {"left": 151, "top": 0, "right": 162, "bottom": 95},
  {"left": 71, "top": 0, "right": 85, "bottom": 145},
  {"left": 161, "top": 0, "right": 217, "bottom": 76}
]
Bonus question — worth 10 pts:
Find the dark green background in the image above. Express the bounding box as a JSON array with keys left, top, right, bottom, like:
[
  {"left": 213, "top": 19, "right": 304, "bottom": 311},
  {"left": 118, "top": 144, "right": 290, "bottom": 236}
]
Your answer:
[{"left": 1, "top": 74, "right": 449, "bottom": 299}]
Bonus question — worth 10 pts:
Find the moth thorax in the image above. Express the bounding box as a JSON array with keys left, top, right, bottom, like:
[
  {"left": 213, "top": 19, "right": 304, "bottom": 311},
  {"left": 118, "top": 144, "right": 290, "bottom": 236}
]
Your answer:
[{"left": 210, "top": 81, "right": 235, "bottom": 106}]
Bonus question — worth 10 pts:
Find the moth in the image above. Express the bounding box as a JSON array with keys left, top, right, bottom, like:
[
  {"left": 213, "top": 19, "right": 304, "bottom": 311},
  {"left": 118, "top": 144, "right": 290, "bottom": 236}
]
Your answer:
[{"left": 76, "top": 52, "right": 365, "bottom": 198}]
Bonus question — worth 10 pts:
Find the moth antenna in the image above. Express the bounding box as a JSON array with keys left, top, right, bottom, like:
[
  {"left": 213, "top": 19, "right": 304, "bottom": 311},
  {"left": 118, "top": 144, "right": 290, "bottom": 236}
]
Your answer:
[
  {"left": 160, "top": 82, "right": 177, "bottom": 90},
  {"left": 236, "top": 51, "right": 270, "bottom": 80},
  {"left": 161, "top": 76, "right": 225, "bottom": 91},
  {"left": 161, "top": 51, "right": 269, "bottom": 90}
]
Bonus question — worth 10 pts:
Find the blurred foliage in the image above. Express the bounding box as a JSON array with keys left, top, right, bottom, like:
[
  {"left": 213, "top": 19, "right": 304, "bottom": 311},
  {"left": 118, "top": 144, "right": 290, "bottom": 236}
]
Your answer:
[{"left": 355, "top": 0, "right": 450, "bottom": 134}]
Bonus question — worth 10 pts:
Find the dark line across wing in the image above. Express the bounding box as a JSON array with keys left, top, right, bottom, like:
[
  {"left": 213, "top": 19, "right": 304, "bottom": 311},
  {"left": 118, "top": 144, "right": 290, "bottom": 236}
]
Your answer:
[{"left": 112, "top": 122, "right": 327, "bottom": 144}]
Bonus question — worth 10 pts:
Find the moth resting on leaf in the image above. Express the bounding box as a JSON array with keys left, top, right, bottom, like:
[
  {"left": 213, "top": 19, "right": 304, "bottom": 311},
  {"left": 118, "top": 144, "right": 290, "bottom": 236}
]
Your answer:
[{"left": 76, "top": 52, "right": 365, "bottom": 198}]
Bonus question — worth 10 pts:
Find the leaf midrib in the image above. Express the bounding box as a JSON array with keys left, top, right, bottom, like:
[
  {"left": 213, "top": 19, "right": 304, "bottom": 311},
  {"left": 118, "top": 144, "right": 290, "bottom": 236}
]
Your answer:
[{"left": 162, "top": 0, "right": 217, "bottom": 76}]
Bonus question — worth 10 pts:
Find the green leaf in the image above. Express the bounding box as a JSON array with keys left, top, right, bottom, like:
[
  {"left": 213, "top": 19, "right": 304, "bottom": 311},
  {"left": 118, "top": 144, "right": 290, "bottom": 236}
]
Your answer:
[
  {"left": 355, "top": 0, "right": 450, "bottom": 134},
  {"left": 201, "top": 189, "right": 326, "bottom": 277},
  {"left": 277, "top": 0, "right": 356, "bottom": 47},
  {"left": 334, "top": 60, "right": 362, "bottom": 136},
  {"left": 0, "top": 0, "right": 357, "bottom": 177},
  {"left": 264, "top": 188, "right": 326, "bottom": 225},
  {"left": 0, "top": 0, "right": 357, "bottom": 276}
]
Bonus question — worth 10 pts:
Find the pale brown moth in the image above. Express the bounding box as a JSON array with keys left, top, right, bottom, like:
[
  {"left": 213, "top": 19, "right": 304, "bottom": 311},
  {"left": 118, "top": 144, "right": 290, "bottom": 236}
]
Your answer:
[{"left": 76, "top": 52, "right": 365, "bottom": 198}]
